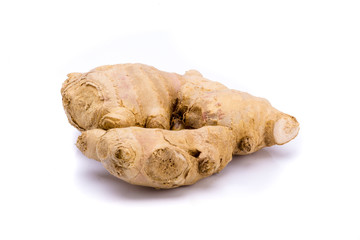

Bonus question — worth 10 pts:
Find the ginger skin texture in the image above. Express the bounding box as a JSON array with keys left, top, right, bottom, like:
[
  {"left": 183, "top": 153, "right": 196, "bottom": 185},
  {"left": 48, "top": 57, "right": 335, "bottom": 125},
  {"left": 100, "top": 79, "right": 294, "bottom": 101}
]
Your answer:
[
  {"left": 77, "top": 126, "right": 235, "bottom": 188},
  {"left": 62, "top": 63, "right": 299, "bottom": 189}
]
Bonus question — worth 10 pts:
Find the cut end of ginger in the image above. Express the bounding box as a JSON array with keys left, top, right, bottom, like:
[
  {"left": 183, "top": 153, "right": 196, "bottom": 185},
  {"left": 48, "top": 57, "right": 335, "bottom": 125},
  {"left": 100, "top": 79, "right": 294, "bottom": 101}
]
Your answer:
[{"left": 273, "top": 116, "right": 300, "bottom": 145}]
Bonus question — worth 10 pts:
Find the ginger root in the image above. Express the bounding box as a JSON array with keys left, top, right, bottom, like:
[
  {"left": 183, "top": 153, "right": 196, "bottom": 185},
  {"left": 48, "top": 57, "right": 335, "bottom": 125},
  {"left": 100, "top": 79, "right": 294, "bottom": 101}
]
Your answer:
[{"left": 61, "top": 63, "right": 299, "bottom": 189}]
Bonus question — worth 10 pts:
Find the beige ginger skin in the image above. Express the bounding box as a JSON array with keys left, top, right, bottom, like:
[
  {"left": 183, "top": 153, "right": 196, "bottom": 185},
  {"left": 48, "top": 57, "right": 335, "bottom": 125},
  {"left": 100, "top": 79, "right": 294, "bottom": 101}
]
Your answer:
[
  {"left": 77, "top": 126, "right": 235, "bottom": 189},
  {"left": 62, "top": 63, "right": 299, "bottom": 188}
]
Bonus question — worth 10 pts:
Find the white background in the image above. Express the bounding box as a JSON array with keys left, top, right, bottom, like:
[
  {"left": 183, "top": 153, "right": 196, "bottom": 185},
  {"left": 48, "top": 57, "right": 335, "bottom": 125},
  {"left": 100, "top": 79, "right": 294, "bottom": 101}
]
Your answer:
[{"left": 1, "top": 0, "right": 359, "bottom": 239}]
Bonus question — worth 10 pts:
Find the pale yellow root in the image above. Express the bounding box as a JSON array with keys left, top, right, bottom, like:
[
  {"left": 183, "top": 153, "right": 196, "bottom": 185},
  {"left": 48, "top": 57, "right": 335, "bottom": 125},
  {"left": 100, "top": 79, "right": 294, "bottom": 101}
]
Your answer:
[
  {"left": 62, "top": 63, "right": 300, "bottom": 188},
  {"left": 175, "top": 74, "right": 300, "bottom": 154},
  {"left": 76, "top": 126, "right": 236, "bottom": 189}
]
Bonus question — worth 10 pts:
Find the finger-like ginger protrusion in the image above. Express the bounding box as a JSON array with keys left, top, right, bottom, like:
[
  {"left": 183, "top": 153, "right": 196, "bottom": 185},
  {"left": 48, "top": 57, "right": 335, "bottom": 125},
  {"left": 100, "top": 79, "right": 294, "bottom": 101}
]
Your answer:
[
  {"left": 61, "top": 64, "right": 184, "bottom": 131},
  {"left": 77, "top": 126, "right": 236, "bottom": 189}
]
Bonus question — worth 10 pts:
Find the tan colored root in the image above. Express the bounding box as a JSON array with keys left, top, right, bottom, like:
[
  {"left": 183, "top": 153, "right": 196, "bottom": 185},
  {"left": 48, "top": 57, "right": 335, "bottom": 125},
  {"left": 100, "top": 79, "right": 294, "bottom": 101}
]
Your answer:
[
  {"left": 77, "top": 126, "right": 236, "bottom": 189},
  {"left": 62, "top": 63, "right": 300, "bottom": 188},
  {"left": 175, "top": 87, "right": 300, "bottom": 154}
]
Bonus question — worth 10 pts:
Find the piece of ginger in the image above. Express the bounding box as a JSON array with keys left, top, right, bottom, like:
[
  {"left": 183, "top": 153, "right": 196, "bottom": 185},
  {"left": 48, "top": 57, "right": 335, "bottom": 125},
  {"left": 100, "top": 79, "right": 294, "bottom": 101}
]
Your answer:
[
  {"left": 77, "top": 126, "right": 235, "bottom": 188},
  {"left": 61, "top": 63, "right": 299, "bottom": 188}
]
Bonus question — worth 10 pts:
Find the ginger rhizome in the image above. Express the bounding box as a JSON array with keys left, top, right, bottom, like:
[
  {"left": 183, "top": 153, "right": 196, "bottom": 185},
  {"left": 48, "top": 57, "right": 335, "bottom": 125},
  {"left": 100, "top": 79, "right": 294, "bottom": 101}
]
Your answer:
[{"left": 61, "top": 63, "right": 299, "bottom": 188}]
